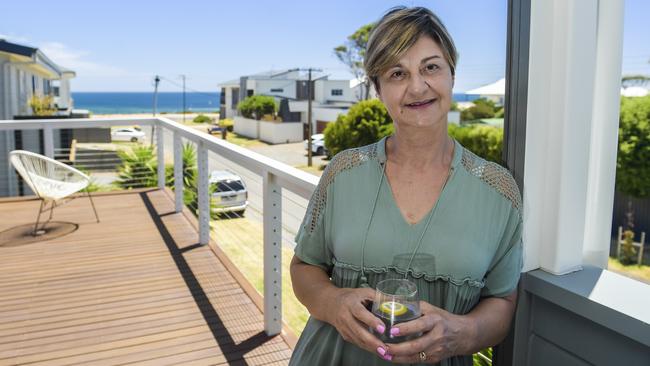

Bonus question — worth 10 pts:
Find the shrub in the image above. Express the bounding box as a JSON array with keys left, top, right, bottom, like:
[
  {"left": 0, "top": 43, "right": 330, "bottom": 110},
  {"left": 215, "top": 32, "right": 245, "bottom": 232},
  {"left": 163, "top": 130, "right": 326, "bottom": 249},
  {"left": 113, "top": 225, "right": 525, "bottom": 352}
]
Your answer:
[
  {"left": 461, "top": 98, "right": 498, "bottom": 122},
  {"left": 323, "top": 99, "right": 393, "bottom": 156},
  {"left": 115, "top": 145, "right": 158, "bottom": 189},
  {"left": 448, "top": 124, "right": 503, "bottom": 164},
  {"left": 617, "top": 95, "right": 650, "bottom": 198},
  {"left": 28, "top": 94, "right": 56, "bottom": 116},
  {"left": 193, "top": 114, "right": 212, "bottom": 123},
  {"left": 238, "top": 95, "right": 277, "bottom": 120}
]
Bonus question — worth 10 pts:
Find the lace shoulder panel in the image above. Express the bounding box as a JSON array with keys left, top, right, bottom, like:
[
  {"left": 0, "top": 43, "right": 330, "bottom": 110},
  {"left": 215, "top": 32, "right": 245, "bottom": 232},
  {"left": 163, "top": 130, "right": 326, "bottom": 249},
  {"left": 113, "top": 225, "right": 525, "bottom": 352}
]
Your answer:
[
  {"left": 304, "top": 143, "right": 378, "bottom": 233},
  {"left": 460, "top": 148, "right": 522, "bottom": 212}
]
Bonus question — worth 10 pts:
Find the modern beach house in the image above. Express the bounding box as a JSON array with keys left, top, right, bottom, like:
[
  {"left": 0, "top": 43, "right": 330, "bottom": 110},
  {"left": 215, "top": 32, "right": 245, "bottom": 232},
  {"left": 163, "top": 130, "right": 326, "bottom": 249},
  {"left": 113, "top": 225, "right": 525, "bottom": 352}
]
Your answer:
[
  {"left": 0, "top": 40, "right": 77, "bottom": 197},
  {"left": 219, "top": 69, "right": 371, "bottom": 137}
]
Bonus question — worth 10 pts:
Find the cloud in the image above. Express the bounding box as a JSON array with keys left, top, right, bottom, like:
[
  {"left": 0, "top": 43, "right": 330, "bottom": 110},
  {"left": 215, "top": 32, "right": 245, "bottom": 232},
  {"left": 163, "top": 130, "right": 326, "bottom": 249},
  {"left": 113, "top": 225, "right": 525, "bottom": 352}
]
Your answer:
[{"left": 39, "top": 42, "right": 129, "bottom": 78}]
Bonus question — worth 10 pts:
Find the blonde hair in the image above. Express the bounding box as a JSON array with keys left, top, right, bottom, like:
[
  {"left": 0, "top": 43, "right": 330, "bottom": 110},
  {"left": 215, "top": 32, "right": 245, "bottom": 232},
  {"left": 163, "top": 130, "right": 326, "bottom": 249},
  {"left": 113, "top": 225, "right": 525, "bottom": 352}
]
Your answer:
[{"left": 365, "top": 7, "right": 458, "bottom": 91}]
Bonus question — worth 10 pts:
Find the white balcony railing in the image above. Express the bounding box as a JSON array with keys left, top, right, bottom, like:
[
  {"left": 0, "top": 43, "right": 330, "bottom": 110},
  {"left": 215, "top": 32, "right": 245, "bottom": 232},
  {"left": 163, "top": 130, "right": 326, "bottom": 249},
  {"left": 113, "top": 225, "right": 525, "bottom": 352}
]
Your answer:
[{"left": 0, "top": 116, "right": 319, "bottom": 336}]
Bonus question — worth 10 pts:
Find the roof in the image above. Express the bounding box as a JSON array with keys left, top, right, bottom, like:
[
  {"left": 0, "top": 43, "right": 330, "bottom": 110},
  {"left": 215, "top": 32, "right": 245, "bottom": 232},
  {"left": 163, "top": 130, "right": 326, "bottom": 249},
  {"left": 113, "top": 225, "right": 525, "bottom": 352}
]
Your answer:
[
  {"left": 466, "top": 78, "right": 506, "bottom": 96},
  {"left": 219, "top": 69, "right": 330, "bottom": 87},
  {"left": 621, "top": 86, "right": 649, "bottom": 97},
  {"left": 209, "top": 170, "right": 242, "bottom": 182},
  {"left": 0, "top": 40, "right": 73, "bottom": 79}
]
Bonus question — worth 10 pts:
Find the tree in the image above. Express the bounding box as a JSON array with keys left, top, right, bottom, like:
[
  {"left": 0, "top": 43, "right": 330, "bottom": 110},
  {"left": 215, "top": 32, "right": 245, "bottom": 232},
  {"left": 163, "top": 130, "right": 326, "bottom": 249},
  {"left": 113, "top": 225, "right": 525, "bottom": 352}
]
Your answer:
[
  {"left": 616, "top": 95, "right": 650, "bottom": 198},
  {"left": 323, "top": 99, "right": 393, "bottom": 156},
  {"left": 334, "top": 23, "right": 374, "bottom": 100}
]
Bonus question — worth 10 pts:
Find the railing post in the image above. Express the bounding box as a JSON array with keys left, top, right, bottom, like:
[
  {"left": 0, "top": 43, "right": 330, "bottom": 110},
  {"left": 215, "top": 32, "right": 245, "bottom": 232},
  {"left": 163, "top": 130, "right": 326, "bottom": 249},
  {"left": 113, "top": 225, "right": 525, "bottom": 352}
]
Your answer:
[
  {"left": 156, "top": 125, "right": 165, "bottom": 189},
  {"left": 263, "top": 171, "right": 282, "bottom": 336},
  {"left": 173, "top": 131, "right": 183, "bottom": 213},
  {"left": 43, "top": 125, "right": 54, "bottom": 159},
  {"left": 197, "top": 142, "right": 209, "bottom": 245}
]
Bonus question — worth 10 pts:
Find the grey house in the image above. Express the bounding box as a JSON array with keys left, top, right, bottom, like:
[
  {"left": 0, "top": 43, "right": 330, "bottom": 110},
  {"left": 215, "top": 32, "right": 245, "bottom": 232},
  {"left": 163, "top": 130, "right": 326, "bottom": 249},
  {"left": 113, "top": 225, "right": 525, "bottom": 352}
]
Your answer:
[{"left": 0, "top": 40, "right": 76, "bottom": 197}]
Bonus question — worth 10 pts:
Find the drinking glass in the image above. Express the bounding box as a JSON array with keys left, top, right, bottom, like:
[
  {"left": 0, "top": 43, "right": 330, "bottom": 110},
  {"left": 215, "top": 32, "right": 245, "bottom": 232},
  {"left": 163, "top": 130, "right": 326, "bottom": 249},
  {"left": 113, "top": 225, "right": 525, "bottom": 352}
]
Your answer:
[{"left": 371, "top": 278, "right": 421, "bottom": 343}]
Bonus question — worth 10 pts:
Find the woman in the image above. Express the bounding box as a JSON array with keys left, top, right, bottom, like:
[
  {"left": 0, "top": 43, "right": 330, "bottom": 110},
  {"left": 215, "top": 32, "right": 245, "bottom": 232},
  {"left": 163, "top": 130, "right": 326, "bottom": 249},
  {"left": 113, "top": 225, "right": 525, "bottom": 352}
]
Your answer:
[{"left": 289, "top": 6, "right": 522, "bottom": 366}]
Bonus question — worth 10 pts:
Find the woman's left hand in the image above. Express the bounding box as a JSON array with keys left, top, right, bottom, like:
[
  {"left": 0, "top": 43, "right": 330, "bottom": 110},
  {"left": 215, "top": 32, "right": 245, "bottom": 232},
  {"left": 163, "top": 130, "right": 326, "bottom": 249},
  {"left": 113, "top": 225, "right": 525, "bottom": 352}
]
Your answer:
[{"left": 384, "top": 301, "right": 473, "bottom": 364}]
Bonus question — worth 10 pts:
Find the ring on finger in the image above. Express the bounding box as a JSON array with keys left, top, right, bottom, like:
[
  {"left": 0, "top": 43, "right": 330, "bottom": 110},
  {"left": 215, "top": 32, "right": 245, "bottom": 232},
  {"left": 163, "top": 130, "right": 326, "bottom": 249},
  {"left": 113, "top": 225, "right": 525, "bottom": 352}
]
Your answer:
[{"left": 419, "top": 351, "right": 427, "bottom": 362}]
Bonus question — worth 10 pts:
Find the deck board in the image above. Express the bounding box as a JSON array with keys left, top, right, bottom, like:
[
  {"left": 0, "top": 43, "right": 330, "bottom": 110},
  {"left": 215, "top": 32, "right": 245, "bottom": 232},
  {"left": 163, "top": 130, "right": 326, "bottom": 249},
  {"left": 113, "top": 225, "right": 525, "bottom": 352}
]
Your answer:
[{"left": 0, "top": 189, "right": 291, "bottom": 365}]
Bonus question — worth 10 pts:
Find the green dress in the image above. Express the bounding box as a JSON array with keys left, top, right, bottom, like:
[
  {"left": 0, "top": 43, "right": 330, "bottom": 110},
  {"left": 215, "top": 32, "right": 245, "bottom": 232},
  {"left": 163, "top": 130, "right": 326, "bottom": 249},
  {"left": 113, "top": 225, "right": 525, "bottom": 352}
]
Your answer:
[{"left": 290, "top": 136, "right": 523, "bottom": 366}]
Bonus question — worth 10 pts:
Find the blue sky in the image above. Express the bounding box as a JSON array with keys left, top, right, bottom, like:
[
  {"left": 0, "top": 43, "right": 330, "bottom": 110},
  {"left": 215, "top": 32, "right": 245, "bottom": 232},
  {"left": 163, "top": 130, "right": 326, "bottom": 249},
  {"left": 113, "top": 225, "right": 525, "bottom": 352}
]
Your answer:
[{"left": 1, "top": 0, "right": 648, "bottom": 92}]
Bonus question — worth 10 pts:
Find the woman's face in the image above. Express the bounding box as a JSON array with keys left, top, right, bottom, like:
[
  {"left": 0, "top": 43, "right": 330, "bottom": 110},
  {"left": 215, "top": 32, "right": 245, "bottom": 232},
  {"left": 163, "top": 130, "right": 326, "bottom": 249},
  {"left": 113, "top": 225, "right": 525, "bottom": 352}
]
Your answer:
[{"left": 376, "top": 35, "right": 454, "bottom": 130}]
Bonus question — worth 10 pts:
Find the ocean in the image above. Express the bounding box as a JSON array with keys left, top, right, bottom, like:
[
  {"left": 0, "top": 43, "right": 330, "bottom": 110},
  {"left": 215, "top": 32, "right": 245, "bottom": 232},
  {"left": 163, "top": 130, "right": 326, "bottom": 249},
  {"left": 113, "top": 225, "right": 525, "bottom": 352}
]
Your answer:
[
  {"left": 72, "top": 92, "right": 221, "bottom": 115},
  {"left": 72, "top": 91, "right": 475, "bottom": 115}
]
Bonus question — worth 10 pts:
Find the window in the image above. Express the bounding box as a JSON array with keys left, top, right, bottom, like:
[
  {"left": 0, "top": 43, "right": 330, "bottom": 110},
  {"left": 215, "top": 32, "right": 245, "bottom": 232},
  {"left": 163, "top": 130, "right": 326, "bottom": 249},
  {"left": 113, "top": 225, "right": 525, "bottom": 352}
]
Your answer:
[
  {"left": 270, "top": 88, "right": 284, "bottom": 93},
  {"left": 213, "top": 180, "right": 245, "bottom": 192},
  {"left": 331, "top": 89, "right": 343, "bottom": 96}
]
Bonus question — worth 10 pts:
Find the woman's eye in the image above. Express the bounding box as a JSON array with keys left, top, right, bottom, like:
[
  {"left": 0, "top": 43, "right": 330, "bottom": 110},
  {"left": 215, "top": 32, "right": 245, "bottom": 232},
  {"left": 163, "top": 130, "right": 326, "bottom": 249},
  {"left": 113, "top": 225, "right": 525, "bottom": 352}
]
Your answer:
[
  {"left": 390, "top": 70, "right": 405, "bottom": 79},
  {"left": 425, "top": 64, "right": 439, "bottom": 72}
]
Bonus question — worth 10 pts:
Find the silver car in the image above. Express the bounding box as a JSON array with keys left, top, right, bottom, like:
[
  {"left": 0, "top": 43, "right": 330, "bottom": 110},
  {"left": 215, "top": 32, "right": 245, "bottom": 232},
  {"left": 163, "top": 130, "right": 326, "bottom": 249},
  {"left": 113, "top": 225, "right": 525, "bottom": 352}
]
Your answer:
[{"left": 210, "top": 170, "right": 248, "bottom": 215}]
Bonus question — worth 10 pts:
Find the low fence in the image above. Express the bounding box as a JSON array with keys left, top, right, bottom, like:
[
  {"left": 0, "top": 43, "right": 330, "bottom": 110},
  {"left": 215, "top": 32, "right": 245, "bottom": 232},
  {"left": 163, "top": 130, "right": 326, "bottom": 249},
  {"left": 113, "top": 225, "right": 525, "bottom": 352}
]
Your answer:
[{"left": 234, "top": 116, "right": 303, "bottom": 144}]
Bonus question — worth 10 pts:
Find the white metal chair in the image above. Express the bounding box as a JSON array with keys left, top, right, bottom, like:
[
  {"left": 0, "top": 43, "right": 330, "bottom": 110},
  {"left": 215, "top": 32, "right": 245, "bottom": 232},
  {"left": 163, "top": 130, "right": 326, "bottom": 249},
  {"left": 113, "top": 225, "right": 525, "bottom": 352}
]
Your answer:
[{"left": 9, "top": 150, "right": 99, "bottom": 236}]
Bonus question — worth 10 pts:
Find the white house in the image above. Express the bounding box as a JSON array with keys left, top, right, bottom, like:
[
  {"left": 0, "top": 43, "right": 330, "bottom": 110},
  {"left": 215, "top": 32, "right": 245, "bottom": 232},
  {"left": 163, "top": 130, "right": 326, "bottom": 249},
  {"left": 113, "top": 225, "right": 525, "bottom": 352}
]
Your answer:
[
  {"left": 0, "top": 40, "right": 76, "bottom": 197},
  {"left": 219, "top": 69, "right": 371, "bottom": 137}
]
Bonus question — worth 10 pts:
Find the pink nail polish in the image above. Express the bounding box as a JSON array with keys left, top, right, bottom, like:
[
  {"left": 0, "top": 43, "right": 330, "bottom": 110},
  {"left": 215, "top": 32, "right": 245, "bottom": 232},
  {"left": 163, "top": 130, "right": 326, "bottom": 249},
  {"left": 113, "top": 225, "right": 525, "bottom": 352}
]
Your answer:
[
  {"left": 377, "top": 347, "right": 386, "bottom": 356},
  {"left": 390, "top": 327, "right": 400, "bottom": 336},
  {"left": 376, "top": 324, "right": 385, "bottom": 334},
  {"left": 383, "top": 354, "right": 393, "bottom": 361}
]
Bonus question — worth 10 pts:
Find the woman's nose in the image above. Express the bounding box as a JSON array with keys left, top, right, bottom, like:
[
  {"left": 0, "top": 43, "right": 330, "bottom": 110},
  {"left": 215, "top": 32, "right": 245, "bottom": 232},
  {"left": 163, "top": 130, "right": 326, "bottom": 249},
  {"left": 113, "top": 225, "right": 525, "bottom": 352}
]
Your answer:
[{"left": 407, "top": 73, "right": 430, "bottom": 95}]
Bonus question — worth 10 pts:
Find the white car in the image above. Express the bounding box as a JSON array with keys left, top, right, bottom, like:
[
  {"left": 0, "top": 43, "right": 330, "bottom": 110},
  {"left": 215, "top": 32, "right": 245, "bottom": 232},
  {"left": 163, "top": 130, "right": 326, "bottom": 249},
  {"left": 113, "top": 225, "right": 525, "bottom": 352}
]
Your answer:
[
  {"left": 210, "top": 170, "right": 248, "bottom": 215},
  {"left": 304, "top": 133, "right": 328, "bottom": 155},
  {"left": 111, "top": 127, "right": 146, "bottom": 143}
]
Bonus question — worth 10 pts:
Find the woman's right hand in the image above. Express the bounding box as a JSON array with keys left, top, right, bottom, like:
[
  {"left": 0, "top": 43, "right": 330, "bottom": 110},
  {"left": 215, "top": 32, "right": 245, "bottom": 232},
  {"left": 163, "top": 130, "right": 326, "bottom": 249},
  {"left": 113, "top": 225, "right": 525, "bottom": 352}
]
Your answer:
[{"left": 325, "top": 287, "right": 393, "bottom": 361}]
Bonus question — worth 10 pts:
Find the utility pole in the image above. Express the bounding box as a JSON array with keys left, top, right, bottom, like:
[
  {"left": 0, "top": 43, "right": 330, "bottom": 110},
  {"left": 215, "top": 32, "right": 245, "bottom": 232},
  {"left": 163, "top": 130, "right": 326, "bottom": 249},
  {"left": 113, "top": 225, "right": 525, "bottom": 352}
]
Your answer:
[
  {"left": 307, "top": 68, "right": 313, "bottom": 167},
  {"left": 151, "top": 75, "right": 160, "bottom": 147},
  {"left": 153, "top": 75, "right": 160, "bottom": 116},
  {"left": 180, "top": 74, "right": 186, "bottom": 123},
  {"left": 299, "top": 67, "right": 323, "bottom": 167}
]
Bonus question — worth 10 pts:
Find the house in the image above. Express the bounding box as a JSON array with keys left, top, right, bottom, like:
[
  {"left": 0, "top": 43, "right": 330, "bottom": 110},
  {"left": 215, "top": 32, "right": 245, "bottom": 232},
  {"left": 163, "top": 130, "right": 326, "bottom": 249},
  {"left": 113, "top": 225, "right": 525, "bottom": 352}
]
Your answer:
[
  {"left": 0, "top": 39, "right": 76, "bottom": 197},
  {"left": 219, "top": 69, "right": 372, "bottom": 137}
]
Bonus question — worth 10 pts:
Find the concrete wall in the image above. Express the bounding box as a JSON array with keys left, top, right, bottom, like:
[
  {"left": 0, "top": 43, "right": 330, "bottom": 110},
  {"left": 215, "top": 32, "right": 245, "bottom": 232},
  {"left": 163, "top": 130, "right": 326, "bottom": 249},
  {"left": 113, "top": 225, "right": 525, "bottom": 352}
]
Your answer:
[
  {"left": 234, "top": 116, "right": 302, "bottom": 144},
  {"left": 233, "top": 116, "right": 259, "bottom": 138},
  {"left": 259, "top": 121, "right": 302, "bottom": 144}
]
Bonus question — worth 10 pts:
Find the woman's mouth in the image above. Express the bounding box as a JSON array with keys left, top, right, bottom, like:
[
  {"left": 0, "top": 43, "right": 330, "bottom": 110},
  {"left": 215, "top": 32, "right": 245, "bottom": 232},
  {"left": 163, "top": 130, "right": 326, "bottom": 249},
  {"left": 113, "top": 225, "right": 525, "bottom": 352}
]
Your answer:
[{"left": 404, "top": 98, "right": 436, "bottom": 109}]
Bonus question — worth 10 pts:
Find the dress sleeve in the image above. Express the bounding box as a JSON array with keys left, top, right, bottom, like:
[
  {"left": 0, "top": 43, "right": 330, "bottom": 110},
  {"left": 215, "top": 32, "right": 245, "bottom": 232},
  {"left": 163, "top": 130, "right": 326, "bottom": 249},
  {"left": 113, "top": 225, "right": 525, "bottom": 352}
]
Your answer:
[
  {"left": 294, "top": 165, "right": 334, "bottom": 274},
  {"left": 481, "top": 207, "right": 524, "bottom": 298}
]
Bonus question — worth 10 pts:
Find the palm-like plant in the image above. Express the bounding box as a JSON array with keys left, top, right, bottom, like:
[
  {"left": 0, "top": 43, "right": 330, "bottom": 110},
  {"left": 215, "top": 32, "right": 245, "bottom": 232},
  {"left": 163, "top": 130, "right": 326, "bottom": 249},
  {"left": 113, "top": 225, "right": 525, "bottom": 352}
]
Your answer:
[
  {"left": 165, "top": 143, "right": 219, "bottom": 218},
  {"left": 115, "top": 145, "right": 157, "bottom": 189}
]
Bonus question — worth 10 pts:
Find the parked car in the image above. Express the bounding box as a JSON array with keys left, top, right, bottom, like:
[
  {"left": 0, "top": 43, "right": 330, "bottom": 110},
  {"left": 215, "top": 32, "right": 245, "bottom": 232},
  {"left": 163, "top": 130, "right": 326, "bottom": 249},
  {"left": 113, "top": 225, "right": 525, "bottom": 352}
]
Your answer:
[
  {"left": 111, "top": 127, "right": 146, "bottom": 142},
  {"left": 304, "top": 133, "right": 328, "bottom": 155},
  {"left": 210, "top": 170, "right": 248, "bottom": 215},
  {"left": 206, "top": 124, "right": 223, "bottom": 135}
]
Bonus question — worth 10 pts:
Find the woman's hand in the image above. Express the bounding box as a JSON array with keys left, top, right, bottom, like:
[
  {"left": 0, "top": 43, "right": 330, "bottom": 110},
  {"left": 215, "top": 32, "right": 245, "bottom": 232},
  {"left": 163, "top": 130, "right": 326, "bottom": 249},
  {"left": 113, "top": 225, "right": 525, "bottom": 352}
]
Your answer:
[
  {"left": 384, "top": 301, "right": 474, "bottom": 364},
  {"left": 325, "top": 287, "right": 394, "bottom": 361}
]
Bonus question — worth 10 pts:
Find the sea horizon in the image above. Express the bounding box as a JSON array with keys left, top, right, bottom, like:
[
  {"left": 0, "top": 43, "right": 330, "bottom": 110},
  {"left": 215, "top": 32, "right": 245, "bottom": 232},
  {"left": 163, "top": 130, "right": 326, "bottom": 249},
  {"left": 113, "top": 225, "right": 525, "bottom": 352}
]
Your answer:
[
  {"left": 72, "top": 91, "right": 221, "bottom": 115},
  {"left": 72, "top": 91, "right": 478, "bottom": 115}
]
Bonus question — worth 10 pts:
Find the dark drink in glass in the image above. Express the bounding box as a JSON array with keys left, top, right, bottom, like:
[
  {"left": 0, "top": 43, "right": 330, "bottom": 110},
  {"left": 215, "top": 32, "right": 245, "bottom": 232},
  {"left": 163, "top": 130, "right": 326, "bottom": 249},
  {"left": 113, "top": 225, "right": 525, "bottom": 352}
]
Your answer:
[{"left": 371, "top": 279, "right": 421, "bottom": 343}]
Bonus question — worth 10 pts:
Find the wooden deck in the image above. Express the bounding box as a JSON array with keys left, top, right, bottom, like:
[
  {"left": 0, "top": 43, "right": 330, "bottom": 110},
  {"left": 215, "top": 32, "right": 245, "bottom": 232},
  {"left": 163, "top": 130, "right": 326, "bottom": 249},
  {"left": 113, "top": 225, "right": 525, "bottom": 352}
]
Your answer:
[{"left": 0, "top": 189, "right": 292, "bottom": 365}]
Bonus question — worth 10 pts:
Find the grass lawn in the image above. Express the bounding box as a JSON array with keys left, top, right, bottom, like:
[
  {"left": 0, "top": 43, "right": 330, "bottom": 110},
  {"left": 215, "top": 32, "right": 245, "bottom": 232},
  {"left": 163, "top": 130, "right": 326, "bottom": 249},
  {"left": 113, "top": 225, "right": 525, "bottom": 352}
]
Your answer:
[
  {"left": 294, "top": 164, "right": 326, "bottom": 177},
  {"left": 608, "top": 257, "right": 650, "bottom": 283},
  {"left": 223, "top": 132, "right": 268, "bottom": 149},
  {"left": 211, "top": 215, "right": 309, "bottom": 336}
]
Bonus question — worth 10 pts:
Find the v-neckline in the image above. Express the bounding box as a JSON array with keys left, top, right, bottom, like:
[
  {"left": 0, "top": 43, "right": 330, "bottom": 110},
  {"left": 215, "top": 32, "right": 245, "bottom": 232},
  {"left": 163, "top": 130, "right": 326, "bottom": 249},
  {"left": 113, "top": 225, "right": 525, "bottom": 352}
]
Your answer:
[{"left": 376, "top": 136, "right": 460, "bottom": 227}]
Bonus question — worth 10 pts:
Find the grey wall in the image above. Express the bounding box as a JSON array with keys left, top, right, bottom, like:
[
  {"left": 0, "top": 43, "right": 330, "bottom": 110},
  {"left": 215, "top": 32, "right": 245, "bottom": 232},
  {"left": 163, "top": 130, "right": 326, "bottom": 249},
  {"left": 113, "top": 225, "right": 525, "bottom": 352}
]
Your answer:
[{"left": 512, "top": 268, "right": 650, "bottom": 366}]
